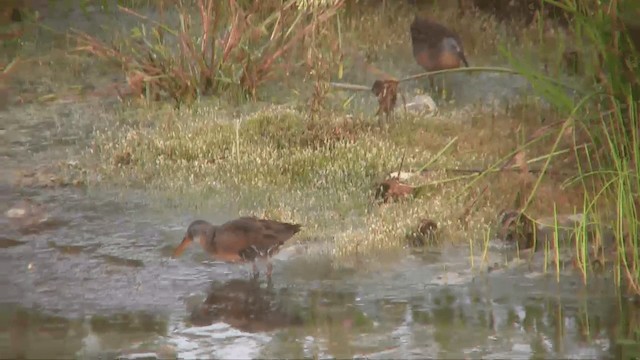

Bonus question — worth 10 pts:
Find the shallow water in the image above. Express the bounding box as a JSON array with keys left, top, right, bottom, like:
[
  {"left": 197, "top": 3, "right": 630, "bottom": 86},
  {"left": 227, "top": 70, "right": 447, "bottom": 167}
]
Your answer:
[
  {"left": 1, "top": 3, "right": 638, "bottom": 360},
  {"left": 0, "top": 187, "right": 634, "bottom": 359}
]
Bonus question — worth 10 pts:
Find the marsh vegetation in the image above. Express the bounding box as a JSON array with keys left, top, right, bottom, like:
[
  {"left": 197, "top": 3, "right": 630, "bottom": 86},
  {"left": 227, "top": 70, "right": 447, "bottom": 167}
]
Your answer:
[
  {"left": 2, "top": 0, "right": 638, "bottom": 279},
  {"left": 1, "top": 0, "right": 640, "bottom": 357}
]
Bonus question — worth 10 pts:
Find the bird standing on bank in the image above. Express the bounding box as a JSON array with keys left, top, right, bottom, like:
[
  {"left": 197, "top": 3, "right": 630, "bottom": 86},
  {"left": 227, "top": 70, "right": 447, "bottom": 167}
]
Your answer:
[{"left": 410, "top": 15, "right": 469, "bottom": 90}]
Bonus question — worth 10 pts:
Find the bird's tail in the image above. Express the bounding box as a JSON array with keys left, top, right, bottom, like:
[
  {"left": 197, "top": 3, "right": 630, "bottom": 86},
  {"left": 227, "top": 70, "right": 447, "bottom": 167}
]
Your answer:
[{"left": 288, "top": 223, "right": 302, "bottom": 234}]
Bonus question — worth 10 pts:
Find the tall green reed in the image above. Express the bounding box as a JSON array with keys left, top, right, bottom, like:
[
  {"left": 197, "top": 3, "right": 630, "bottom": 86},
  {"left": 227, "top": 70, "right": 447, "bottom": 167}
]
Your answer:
[{"left": 504, "top": 0, "right": 640, "bottom": 292}]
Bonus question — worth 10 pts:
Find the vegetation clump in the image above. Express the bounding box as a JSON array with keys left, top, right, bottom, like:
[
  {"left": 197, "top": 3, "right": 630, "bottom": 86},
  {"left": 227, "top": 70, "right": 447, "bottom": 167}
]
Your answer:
[{"left": 71, "top": 0, "right": 345, "bottom": 105}]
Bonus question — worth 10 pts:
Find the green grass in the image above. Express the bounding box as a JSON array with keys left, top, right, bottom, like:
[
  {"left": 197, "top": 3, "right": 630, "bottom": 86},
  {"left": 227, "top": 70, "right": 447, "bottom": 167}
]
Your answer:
[
  {"left": 88, "top": 96, "right": 581, "bottom": 264},
  {"left": 495, "top": 0, "right": 640, "bottom": 291}
]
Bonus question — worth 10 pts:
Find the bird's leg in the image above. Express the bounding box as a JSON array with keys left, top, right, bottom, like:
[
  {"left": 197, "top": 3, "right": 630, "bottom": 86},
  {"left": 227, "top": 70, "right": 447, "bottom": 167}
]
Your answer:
[
  {"left": 252, "top": 261, "right": 259, "bottom": 279},
  {"left": 266, "top": 262, "right": 273, "bottom": 279},
  {"left": 438, "top": 77, "right": 448, "bottom": 100}
]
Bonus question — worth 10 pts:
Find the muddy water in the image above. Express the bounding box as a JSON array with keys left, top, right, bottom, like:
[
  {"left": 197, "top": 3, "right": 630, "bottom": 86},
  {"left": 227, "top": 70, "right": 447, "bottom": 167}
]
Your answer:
[{"left": 0, "top": 184, "right": 633, "bottom": 360}]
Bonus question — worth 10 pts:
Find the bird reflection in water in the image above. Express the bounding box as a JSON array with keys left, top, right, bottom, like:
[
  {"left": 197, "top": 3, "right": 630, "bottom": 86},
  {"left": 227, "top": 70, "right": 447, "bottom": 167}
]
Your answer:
[{"left": 188, "top": 278, "right": 303, "bottom": 333}]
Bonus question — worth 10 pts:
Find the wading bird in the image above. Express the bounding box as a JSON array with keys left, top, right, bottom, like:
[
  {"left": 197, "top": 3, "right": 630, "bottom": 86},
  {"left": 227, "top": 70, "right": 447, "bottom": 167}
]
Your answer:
[
  {"left": 172, "top": 216, "right": 301, "bottom": 278},
  {"left": 410, "top": 15, "right": 469, "bottom": 89}
]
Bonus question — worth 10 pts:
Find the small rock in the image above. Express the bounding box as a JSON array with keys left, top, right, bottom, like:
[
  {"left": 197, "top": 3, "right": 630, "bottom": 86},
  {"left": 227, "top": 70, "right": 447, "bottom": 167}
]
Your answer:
[
  {"left": 404, "top": 94, "right": 437, "bottom": 114},
  {"left": 6, "top": 207, "right": 27, "bottom": 219},
  {"left": 6, "top": 199, "right": 49, "bottom": 224},
  {"left": 5, "top": 199, "right": 67, "bottom": 234}
]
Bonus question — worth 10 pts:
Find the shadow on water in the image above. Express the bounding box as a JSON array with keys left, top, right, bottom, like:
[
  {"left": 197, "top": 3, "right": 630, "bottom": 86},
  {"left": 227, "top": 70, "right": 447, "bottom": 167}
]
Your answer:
[{"left": 188, "top": 278, "right": 304, "bottom": 333}]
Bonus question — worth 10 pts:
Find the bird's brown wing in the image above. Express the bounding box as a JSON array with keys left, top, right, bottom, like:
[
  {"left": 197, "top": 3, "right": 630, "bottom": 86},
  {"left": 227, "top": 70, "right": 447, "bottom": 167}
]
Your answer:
[
  {"left": 410, "top": 17, "right": 462, "bottom": 49},
  {"left": 256, "top": 219, "right": 300, "bottom": 243},
  {"left": 239, "top": 219, "right": 299, "bottom": 259},
  {"left": 211, "top": 218, "right": 261, "bottom": 262},
  {"left": 213, "top": 217, "right": 301, "bottom": 261}
]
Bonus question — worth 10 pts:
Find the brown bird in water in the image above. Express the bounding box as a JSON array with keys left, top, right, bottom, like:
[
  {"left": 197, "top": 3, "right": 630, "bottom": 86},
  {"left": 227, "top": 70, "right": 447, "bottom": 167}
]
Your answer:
[
  {"left": 172, "top": 217, "right": 302, "bottom": 278},
  {"left": 410, "top": 15, "right": 469, "bottom": 89}
]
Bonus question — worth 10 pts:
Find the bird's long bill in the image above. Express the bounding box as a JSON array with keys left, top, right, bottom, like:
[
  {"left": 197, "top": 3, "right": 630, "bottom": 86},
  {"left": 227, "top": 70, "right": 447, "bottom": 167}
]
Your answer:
[
  {"left": 172, "top": 236, "right": 192, "bottom": 258},
  {"left": 460, "top": 53, "right": 469, "bottom": 68}
]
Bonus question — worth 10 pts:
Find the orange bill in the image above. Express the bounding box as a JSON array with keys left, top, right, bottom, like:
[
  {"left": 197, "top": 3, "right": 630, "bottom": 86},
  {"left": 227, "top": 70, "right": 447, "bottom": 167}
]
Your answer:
[{"left": 172, "top": 236, "right": 192, "bottom": 258}]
